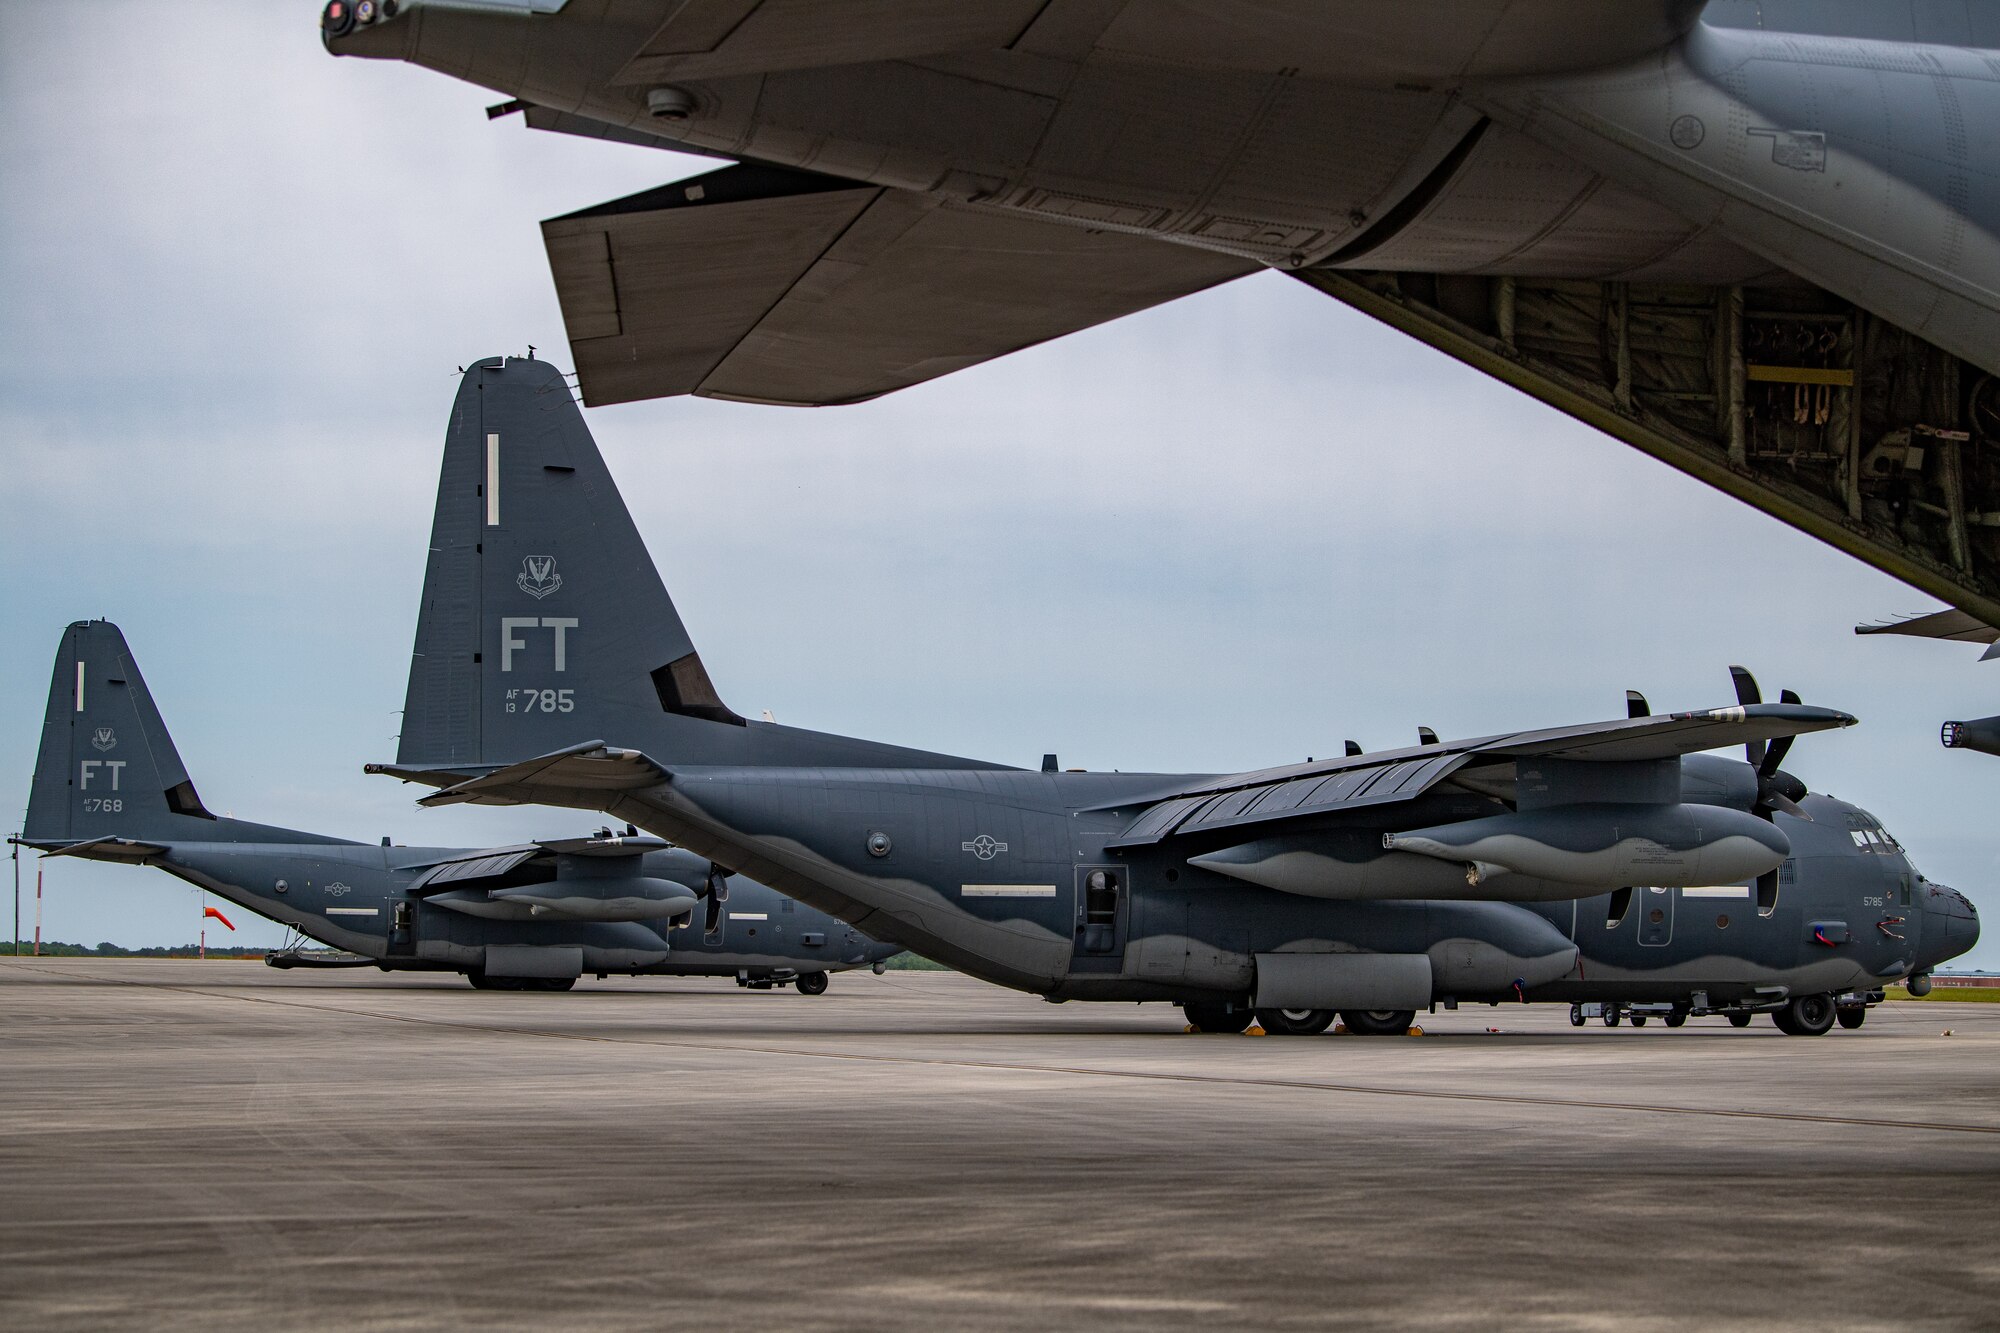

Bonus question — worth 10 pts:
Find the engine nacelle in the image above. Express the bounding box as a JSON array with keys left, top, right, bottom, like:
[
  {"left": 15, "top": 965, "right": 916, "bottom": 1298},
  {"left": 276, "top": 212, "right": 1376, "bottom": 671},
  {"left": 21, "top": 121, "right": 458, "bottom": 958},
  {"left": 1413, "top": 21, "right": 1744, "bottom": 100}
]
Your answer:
[
  {"left": 1384, "top": 802, "right": 1787, "bottom": 890},
  {"left": 492, "top": 875, "right": 700, "bottom": 923}
]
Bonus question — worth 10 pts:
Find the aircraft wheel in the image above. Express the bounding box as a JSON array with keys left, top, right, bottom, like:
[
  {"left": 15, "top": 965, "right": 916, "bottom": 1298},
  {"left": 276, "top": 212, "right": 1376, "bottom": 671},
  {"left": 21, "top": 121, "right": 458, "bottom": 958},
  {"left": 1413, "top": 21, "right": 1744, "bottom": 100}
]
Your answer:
[
  {"left": 1779, "top": 993, "right": 1836, "bottom": 1036},
  {"left": 535, "top": 977, "right": 576, "bottom": 993},
  {"left": 466, "top": 972, "right": 495, "bottom": 990},
  {"left": 1836, "top": 1007, "right": 1867, "bottom": 1030},
  {"left": 1602, "top": 1007, "right": 1621, "bottom": 1027},
  {"left": 1256, "top": 1008, "right": 1334, "bottom": 1036},
  {"left": 1665, "top": 1008, "right": 1689, "bottom": 1028},
  {"left": 1340, "top": 1009, "right": 1415, "bottom": 1036},
  {"left": 1631, "top": 1014, "right": 1649, "bottom": 1027},
  {"left": 1180, "top": 1001, "right": 1253, "bottom": 1033},
  {"left": 1727, "top": 1012, "right": 1753, "bottom": 1028},
  {"left": 1569, "top": 1005, "right": 1585, "bottom": 1027},
  {"left": 796, "top": 971, "right": 830, "bottom": 996}
]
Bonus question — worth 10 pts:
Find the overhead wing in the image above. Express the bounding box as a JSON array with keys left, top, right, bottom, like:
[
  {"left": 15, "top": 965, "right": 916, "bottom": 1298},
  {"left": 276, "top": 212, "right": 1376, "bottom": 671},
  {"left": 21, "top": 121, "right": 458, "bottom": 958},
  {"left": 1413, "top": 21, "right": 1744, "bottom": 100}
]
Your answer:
[
  {"left": 542, "top": 163, "right": 1259, "bottom": 407},
  {"left": 390, "top": 742, "right": 669, "bottom": 810},
  {"left": 1105, "top": 701, "right": 1854, "bottom": 849},
  {"left": 1856, "top": 608, "right": 2000, "bottom": 660}
]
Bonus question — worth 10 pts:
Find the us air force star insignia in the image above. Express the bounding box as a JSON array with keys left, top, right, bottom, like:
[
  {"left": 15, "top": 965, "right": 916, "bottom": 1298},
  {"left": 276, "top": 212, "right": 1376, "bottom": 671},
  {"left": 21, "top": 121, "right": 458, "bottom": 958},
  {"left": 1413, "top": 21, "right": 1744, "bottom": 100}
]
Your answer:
[
  {"left": 325, "top": 882, "right": 351, "bottom": 898},
  {"left": 962, "top": 835, "right": 1008, "bottom": 860},
  {"left": 517, "top": 555, "right": 563, "bottom": 600},
  {"left": 90, "top": 727, "right": 117, "bottom": 752}
]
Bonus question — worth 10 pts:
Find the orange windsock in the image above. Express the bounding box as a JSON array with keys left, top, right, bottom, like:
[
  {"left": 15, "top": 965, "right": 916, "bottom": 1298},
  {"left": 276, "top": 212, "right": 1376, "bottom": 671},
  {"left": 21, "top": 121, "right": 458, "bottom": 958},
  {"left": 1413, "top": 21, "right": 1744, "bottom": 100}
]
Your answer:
[{"left": 203, "top": 906, "right": 236, "bottom": 931}]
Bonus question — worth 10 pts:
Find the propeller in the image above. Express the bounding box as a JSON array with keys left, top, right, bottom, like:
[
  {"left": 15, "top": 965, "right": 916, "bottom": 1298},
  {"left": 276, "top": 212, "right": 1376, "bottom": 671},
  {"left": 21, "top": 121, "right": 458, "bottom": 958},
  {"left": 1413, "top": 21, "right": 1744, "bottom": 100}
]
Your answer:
[
  {"left": 1727, "top": 666, "right": 1813, "bottom": 822},
  {"left": 1626, "top": 690, "right": 1649, "bottom": 719}
]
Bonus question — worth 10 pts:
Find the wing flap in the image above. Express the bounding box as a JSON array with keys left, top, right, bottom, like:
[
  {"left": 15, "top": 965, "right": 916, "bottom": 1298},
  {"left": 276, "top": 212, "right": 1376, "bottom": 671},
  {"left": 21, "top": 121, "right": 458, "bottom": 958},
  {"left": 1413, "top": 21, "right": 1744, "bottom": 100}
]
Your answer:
[
  {"left": 543, "top": 165, "right": 1258, "bottom": 407},
  {"left": 409, "top": 846, "right": 544, "bottom": 892},
  {"left": 616, "top": 0, "right": 1051, "bottom": 84}
]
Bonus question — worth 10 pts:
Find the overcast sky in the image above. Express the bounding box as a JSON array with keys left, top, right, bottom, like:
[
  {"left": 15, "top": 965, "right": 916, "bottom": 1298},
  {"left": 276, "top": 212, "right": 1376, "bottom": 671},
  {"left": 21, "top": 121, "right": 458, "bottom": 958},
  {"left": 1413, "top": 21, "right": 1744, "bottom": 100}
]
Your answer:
[{"left": 3, "top": 3, "right": 1993, "bottom": 968}]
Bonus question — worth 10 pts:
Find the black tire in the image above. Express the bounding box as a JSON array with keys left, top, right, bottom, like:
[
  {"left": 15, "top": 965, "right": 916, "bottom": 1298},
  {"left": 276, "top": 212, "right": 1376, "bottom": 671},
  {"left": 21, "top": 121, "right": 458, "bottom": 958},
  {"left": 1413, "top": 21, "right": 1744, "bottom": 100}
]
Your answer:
[
  {"left": 795, "top": 970, "right": 830, "bottom": 996},
  {"left": 1727, "top": 1012, "right": 1753, "bottom": 1028},
  {"left": 1180, "top": 1001, "right": 1254, "bottom": 1034},
  {"left": 1665, "top": 1008, "right": 1688, "bottom": 1029},
  {"left": 1256, "top": 1008, "right": 1335, "bottom": 1036},
  {"left": 466, "top": 972, "right": 496, "bottom": 990},
  {"left": 1602, "top": 1007, "right": 1621, "bottom": 1027},
  {"left": 1340, "top": 1009, "right": 1415, "bottom": 1036},
  {"left": 1631, "top": 1014, "right": 1649, "bottom": 1027},
  {"left": 1836, "top": 1007, "right": 1867, "bottom": 1030},
  {"left": 1780, "top": 993, "right": 1836, "bottom": 1036},
  {"left": 535, "top": 977, "right": 576, "bottom": 993},
  {"left": 1569, "top": 1005, "right": 1585, "bottom": 1028}
]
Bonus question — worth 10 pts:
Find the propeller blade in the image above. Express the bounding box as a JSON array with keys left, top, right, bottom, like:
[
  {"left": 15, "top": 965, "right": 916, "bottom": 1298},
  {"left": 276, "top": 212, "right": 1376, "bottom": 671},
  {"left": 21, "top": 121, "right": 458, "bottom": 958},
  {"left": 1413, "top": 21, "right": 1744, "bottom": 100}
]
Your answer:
[
  {"left": 1729, "top": 666, "right": 1767, "bottom": 768},
  {"left": 1764, "top": 789, "right": 1811, "bottom": 820},
  {"left": 1344, "top": 740, "right": 1362, "bottom": 757},
  {"left": 1762, "top": 731, "right": 1795, "bottom": 777},
  {"left": 1626, "top": 690, "right": 1650, "bottom": 718},
  {"left": 1418, "top": 726, "right": 1439, "bottom": 746}
]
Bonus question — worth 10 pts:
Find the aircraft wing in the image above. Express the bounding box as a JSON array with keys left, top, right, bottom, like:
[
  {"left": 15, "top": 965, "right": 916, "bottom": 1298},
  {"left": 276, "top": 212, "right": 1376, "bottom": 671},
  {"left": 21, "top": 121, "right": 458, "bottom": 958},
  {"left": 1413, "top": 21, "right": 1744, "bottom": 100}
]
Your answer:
[
  {"left": 608, "top": 1, "right": 1703, "bottom": 86},
  {"left": 1856, "top": 608, "right": 2000, "bottom": 660},
  {"left": 542, "top": 163, "right": 1258, "bottom": 407},
  {"left": 1106, "top": 701, "right": 1854, "bottom": 849}
]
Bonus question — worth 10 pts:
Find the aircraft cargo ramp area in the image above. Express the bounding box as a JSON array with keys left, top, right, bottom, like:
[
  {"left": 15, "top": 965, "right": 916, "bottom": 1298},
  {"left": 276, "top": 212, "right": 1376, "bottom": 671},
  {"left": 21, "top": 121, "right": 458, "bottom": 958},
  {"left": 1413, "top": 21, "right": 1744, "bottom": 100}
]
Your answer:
[{"left": 2, "top": 962, "right": 1995, "bottom": 1330}]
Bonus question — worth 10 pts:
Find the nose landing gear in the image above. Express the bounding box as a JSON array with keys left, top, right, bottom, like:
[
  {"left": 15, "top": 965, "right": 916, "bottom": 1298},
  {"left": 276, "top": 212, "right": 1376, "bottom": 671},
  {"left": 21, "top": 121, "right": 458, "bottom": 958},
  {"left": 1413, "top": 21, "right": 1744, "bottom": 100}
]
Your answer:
[{"left": 1772, "top": 992, "right": 1837, "bottom": 1036}]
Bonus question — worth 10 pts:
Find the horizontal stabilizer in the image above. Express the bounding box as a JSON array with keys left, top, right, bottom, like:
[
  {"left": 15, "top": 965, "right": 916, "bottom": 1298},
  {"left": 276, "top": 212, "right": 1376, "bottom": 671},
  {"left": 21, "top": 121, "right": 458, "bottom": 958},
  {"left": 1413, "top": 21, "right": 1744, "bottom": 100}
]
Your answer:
[
  {"left": 406, "top": 742, "right": 667, "bottom": 809},
  {"left": 21, "top": 836, "right": 171, "bottom": 863},
  {"left": 543, "top": 164, "right": 1257, "bottom": 407}
]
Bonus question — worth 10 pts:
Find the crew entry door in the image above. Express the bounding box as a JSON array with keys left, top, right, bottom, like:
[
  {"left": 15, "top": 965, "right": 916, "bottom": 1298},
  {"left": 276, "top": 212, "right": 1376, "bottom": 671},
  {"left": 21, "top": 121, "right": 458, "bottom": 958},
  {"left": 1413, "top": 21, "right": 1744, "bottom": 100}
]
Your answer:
[{"left": 1071, "top": 865, "right": 1127, "bottom": 971}]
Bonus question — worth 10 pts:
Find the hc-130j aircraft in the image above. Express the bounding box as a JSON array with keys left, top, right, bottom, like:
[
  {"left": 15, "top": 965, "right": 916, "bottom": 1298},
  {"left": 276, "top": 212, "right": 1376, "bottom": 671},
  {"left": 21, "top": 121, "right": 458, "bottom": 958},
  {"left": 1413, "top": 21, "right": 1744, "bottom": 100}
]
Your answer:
[
  {"left": 370, "top": 355, "right": 1979, "bottom": 1035},
  {"left": 17, "top": 620, "right": 899, "bottom": 992},
  {"left": 326, "top": 1, "right": 2000, "bottom": 629}
]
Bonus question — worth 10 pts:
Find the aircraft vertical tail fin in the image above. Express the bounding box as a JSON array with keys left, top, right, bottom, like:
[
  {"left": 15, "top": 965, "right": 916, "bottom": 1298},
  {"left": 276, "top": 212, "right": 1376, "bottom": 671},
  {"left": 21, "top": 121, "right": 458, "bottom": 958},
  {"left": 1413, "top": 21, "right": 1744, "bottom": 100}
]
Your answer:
[
  {"left": 398, "top": 354, "right": 735, "bottom": 771},
  {"left": 395, "top": 355, "right": 1000, "bottom": 774},
  {"left": 22, "top": 622, "right": 339, "bottom": 851},
  {"left": 23, "top": 620, "right": 218, "bottom": 847}
]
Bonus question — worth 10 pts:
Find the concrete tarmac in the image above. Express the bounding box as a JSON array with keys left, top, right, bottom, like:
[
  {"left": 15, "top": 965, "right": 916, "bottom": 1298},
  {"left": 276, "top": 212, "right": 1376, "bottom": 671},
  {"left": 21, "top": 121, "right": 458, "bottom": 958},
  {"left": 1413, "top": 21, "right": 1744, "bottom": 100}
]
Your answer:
[{"left": 1, "top": 960, "right": 1996, "bottom": 1331}]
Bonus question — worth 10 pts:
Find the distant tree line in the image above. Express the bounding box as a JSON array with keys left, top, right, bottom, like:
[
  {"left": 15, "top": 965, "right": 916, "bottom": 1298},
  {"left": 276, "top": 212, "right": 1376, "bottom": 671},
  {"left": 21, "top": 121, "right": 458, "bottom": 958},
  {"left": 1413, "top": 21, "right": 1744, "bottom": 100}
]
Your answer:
[{"left": 6, "top": 941, "right": 269, "bottom": 959}]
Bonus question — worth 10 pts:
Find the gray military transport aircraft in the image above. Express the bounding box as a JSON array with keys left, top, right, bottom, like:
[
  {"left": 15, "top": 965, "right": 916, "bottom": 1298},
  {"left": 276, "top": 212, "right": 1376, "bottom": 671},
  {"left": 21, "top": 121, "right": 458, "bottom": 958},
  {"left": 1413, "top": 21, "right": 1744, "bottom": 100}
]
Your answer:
[
  {"left": 16, "top": 620, "right": 899, "bottom": 992},
  {"left": 369, "top": 355, "right": 1980, "bottom": 1036},
  {"left": 324, "top": 1, "right": 2000, "bottom": 631}
]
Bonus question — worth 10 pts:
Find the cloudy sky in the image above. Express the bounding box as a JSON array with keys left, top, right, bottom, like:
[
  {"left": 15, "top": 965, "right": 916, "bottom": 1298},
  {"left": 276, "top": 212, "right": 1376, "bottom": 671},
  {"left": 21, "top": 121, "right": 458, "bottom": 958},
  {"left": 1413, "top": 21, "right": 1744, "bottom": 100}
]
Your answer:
[{"left": 3, "top": 3, "right": 1993, "bottom": 968}]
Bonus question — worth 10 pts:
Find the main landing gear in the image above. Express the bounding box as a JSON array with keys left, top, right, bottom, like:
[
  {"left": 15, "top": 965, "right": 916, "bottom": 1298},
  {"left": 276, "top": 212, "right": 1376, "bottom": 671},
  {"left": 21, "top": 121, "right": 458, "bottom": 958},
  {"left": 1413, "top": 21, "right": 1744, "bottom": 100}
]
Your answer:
[
  {"left": 1340, "top": 1009, "right": 1417, "bottom": 1036},
  {"left": 1255, "top": 1008, "right": 1335, "bottom": 1036}
]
